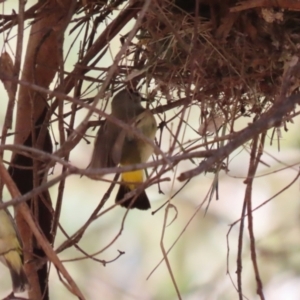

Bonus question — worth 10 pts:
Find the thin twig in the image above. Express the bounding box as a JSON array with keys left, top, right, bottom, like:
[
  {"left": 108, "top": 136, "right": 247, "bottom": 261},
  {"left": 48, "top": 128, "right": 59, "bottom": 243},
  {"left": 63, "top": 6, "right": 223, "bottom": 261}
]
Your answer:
[
  {"left": 178, "top": 94, "right": 300, "bottom": 181},
  {"left": 160, "top": 204, "right": 182, "bottom": 300}
]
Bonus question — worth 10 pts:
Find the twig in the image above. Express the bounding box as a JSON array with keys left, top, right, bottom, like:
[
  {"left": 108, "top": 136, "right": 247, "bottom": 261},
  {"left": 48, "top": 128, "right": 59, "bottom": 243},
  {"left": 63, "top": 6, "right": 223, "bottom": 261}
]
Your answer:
[
  {"left": 246, "top": 134, "right": 266, "bottom": 300},
  {"left": 160, "top": 204, "right": 182, "bottom": 300},
  {"left": 178, "top": 93, "right": 300, "bottom": 181},
  {"left": 236, "top": 192, "right": 247, "bottom": 300},
  {"left": 230, "top": 0, "right": 300, "bottom": 12}
]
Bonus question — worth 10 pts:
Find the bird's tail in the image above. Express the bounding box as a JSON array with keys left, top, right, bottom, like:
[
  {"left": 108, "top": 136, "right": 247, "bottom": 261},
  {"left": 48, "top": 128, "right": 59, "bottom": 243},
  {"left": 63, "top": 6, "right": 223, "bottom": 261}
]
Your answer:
[
  {"left": 5, "top": 251, "right": 29, "bottom": 293},
  {"left": 10, "top": 266, "right": 29, "bottom": 293},
  {"left": 115, "top": 170, "right": 151, "bottom": 210}
]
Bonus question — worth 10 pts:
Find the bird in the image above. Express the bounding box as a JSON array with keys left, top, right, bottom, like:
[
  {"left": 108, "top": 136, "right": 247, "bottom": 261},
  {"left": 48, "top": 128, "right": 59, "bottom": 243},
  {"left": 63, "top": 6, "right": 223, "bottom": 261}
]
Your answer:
[
  {"left": 0, "top": 207, "right": 29, "bottom": 293},
  {"left": 88, "top": 88, "right": 157, "bottom": 210}
]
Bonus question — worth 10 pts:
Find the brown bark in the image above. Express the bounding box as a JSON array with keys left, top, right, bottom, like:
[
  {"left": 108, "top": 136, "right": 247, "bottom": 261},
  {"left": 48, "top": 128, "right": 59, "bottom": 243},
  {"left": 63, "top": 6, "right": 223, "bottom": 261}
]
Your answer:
[{"left": 10, "top": 1, "right": 75, "bottom": 299}]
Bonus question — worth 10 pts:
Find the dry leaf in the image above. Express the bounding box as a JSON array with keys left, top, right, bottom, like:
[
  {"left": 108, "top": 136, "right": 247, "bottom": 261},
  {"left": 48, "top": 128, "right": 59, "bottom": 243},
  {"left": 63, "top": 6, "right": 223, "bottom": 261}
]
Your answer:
[
  {"left": 0, "top": 51, "right": 14, "bottom": 93},
  {"left": 261, "top": 8, "right": 283, "bottom": 24}
]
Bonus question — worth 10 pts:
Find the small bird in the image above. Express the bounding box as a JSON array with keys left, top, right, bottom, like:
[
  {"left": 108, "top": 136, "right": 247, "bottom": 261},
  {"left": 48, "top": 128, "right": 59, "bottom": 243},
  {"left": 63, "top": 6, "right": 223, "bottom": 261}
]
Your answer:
[
  {"left": 0, "top": 207, "right": 29, "bottom": 293},
  {"left": 89, "top": 89, "right": 157, "bottom": 210}
]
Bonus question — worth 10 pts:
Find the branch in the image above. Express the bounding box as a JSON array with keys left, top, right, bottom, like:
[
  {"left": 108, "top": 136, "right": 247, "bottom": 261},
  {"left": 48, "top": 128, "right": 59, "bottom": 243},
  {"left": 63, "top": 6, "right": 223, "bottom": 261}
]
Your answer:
[
  {"left": 178, "top": 93, "right": 300, "bottom": 181},
  {"left": 0, "top": 157, "right": 85, "bottom": 300},
  {"left": 230, "top": 0, "right": 300, "bottom": 12}
]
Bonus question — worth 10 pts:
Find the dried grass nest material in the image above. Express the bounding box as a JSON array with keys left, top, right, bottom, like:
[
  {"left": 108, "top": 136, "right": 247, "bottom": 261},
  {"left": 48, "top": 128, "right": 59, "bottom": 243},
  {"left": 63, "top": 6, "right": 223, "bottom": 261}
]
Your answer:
[{"left": 132, "top": 0, "right": 300, "bottom": 117}]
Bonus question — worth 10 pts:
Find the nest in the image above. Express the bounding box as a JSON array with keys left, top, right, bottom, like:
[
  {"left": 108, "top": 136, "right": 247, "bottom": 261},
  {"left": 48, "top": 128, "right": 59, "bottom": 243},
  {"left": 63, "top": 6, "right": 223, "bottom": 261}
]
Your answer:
[{"left": 131, "top": 0, "right": 300, "bottom": 122}]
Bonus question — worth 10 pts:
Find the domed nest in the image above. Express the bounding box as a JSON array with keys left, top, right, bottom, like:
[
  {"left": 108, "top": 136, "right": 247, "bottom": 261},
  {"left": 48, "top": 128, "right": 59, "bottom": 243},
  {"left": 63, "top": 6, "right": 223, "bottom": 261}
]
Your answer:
[{"left": 128, "top": 0, "right": 300, "bottom": 122}]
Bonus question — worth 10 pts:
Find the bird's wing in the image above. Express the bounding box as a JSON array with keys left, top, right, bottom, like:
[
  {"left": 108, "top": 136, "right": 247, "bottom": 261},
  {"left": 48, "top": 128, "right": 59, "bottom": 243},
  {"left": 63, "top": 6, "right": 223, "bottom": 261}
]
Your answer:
[
  {"left": 88, "top": 121, "right": 117, "bottom": 169},
  {"left": 111, "top": 129, "right": 126, "bottom": 166}
]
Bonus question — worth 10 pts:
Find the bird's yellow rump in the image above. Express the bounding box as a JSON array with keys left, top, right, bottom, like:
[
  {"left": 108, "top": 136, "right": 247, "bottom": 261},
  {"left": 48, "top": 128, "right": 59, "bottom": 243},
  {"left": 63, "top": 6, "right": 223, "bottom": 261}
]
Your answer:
[
  {"left": 0, "top": 208, "right": 29, "bottom": 293},
  {"left": 89, "top": 89, "right": 157, "bottom": 210}
]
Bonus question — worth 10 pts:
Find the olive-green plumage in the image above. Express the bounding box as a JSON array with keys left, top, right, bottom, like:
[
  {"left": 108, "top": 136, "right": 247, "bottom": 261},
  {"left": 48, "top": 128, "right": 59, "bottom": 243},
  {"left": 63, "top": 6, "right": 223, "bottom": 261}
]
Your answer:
[
  {"left": 89, "top": 89, "right": 157, "bottom": 209},
  {"left": 0, "top": 208, "right": 29, "bottom": 293}
]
